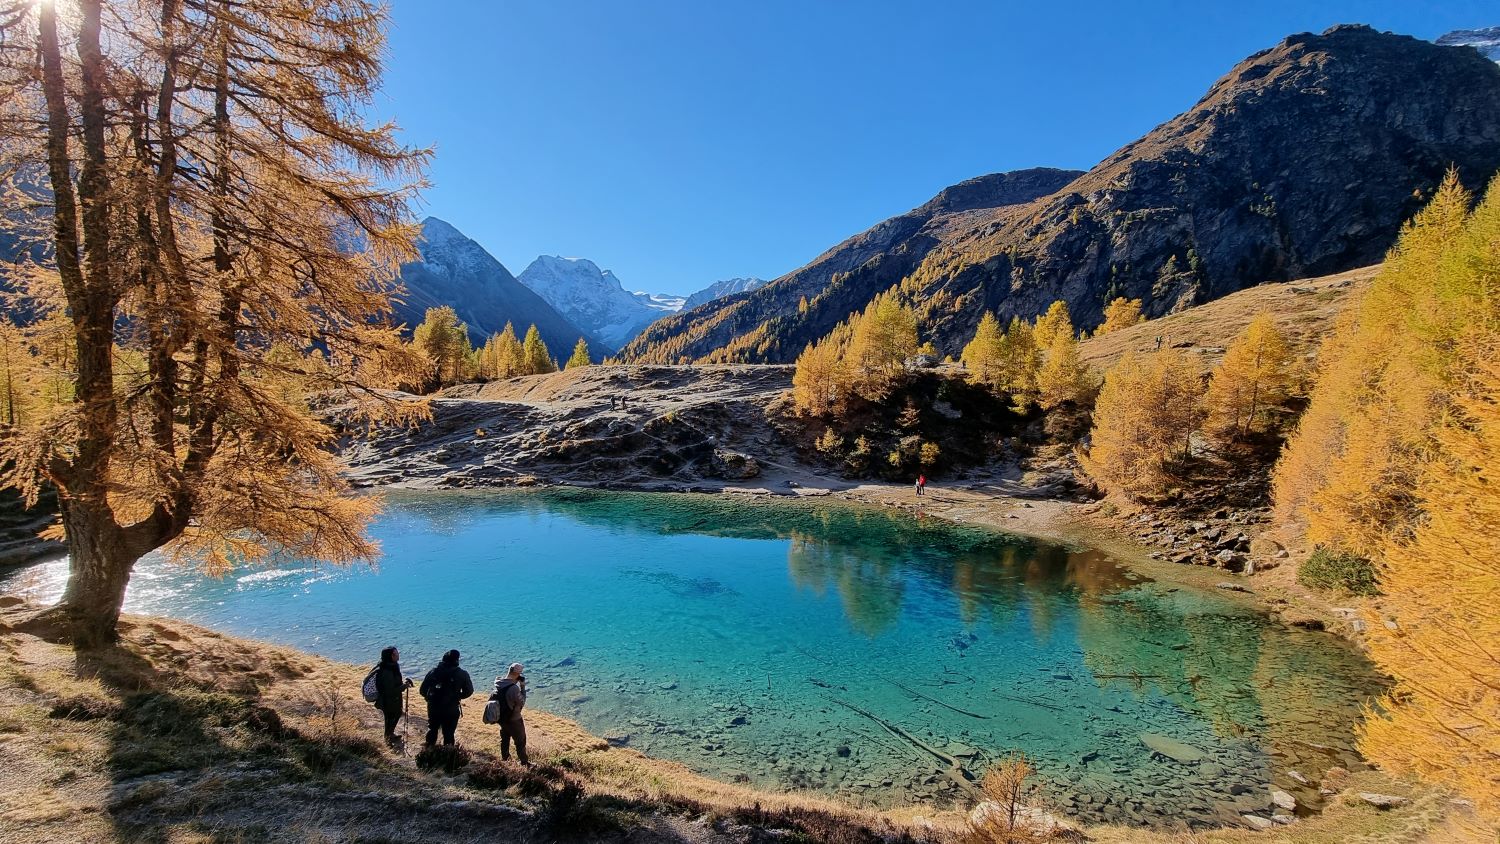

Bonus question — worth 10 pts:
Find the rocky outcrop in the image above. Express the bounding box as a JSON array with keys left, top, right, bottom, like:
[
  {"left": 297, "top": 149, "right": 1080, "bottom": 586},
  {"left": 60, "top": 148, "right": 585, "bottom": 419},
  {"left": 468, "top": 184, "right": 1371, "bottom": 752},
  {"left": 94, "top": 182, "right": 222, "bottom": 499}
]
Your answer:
[
  {"left": 337, "top": 365, "right": 799, "bottom": 491},
  {"left": 623, "top": 25, "right": 1500, "bottom": 364}
]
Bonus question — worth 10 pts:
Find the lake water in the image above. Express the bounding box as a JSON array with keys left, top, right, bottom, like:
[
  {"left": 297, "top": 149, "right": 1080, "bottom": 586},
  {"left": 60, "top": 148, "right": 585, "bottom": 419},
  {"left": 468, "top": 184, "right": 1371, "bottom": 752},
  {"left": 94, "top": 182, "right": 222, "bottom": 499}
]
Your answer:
[{"left": 0, "top": 489, "right": 1384, "bottom": 827}]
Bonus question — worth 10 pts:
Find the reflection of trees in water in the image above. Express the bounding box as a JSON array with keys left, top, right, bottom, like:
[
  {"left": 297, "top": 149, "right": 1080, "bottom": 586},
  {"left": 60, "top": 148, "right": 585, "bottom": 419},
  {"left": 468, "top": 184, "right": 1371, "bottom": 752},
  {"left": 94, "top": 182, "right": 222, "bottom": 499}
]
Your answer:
[
  {"left": 1076, "top": 589, "right": 1384, "bottom": 754},
  {"left": 788, "top": 534, "right": 904, "bottom": 636},
  {"left": 394, "top": 488, "right": 1137, "bottom": 643}
]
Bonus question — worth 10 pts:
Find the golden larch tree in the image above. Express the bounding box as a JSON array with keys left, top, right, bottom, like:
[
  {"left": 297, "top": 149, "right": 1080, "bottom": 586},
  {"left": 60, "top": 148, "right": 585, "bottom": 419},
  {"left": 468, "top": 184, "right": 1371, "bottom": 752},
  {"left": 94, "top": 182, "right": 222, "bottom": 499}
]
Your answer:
[
  {"left": 1096, "top": 297, "right": 1144, "bottom": 336},
  {"left": 0, "top": 0, "right": 429, "bottom": 645},
  {"left": 1203, "top": 313, "right": 1294, "bottom": 442},
  {"left": 521, "top": 325, "right": 556, "bottom": 375},
  {"left": 565, "top": 338, "right": 591, "bottom": 369},
  {"left": 412, "top": 306, "right": 472, "bottom": 389},
  {"left": 960, "top": 312, "right": 1004, "bottom": 388},
  {"left": 847, "top": 290, "right": 918, "bottom": 400},
  {"left": 1081, "top": 350, "right": 1204, "bottom": 499}
]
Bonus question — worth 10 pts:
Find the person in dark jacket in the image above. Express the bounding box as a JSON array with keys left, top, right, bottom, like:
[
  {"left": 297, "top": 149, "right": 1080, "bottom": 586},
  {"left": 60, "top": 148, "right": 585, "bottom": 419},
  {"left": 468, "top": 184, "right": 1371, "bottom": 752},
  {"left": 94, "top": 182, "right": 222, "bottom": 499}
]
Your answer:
[
  {"left": 419, "top": 649, "right": 474, "bottom": 747},
  {"left": 493, "top": 662, "right": 529, "bottom": 764},
  {"left": 374, "top": 646, "right": 413, "bottom": 746}
]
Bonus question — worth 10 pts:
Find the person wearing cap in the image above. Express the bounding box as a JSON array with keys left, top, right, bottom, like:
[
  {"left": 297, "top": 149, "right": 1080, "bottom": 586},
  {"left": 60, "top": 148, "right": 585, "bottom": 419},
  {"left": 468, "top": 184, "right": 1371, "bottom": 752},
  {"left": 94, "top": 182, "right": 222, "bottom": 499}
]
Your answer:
[
  {"left": 419, "top": 649, "right": 474, "bottom": 747},
  {"left": 492, "top": 662, "right": 530, "bottom": 764},
  {"left": 374, "top": 645, "right": 413, "bottom": 746}
]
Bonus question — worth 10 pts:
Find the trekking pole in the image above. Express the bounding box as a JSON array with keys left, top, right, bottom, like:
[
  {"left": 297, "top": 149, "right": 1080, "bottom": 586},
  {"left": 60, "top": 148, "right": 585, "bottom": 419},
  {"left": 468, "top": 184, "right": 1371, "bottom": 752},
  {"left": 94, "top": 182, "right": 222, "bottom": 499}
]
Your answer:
[{"left": 402, "top": 685, "right": 409, "bottom": 755}]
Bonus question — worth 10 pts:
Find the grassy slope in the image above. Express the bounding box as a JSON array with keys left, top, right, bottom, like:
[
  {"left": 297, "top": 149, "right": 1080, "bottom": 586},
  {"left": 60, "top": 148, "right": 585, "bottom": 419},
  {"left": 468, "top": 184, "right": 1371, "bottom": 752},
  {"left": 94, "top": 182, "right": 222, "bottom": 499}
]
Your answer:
[
  {"left": 0, "top": 599, "right": 1482, "bottom": 843},
  {"left": 1079, "top": 266, "right": 1378, "bottom": 371}
]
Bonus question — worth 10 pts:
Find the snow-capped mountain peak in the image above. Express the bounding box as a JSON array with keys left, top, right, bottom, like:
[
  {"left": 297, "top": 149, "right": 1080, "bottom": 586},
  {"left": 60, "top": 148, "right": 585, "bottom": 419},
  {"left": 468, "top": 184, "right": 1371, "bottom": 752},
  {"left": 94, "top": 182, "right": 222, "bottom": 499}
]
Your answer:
[
  {"left": 1436, "top": 26, "right": 1500, "bottom": 62},
  {"left": 518, "top": 256, "right": 667, "bottom": 352}
]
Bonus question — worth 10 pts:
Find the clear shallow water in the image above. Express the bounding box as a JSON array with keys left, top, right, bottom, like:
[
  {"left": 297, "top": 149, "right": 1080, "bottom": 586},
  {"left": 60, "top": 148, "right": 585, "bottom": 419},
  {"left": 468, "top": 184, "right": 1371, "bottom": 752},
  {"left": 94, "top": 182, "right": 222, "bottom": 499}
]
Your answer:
[{"left": 0, "top": 489, "right": 1383, "bottom": 827}]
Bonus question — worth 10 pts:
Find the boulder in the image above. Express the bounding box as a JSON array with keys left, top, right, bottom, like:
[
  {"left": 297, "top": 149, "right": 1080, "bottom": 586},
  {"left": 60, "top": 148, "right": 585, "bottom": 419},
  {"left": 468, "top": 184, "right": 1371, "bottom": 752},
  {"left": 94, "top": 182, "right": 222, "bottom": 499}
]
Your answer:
[
  {"left": 1241, "top": 814, "right": 1273, "bottom": 830},
  {"left": 1358, "top": 792, "right": 1408, "bottom": 809},
  {"left": 1271, "top": 789, "right": 1296, "bottom": 810},
  {"left": 707, "top": 449, "right": 760, "bottom": 480}
]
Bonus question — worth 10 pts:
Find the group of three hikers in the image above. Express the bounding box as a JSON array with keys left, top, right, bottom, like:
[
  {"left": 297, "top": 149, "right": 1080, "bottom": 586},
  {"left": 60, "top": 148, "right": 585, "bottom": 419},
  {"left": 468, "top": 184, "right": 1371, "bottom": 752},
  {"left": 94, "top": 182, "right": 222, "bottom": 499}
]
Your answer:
[{"left": 370, "top": 647, "right": 531, "bottom": 764}]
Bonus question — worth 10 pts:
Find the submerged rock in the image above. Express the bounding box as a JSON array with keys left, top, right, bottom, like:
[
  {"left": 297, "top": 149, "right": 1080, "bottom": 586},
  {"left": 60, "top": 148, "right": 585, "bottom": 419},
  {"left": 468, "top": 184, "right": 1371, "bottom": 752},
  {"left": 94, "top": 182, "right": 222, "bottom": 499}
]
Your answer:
[{"left": 1139, "top": 733, "right": 1206, "bottom": 763}]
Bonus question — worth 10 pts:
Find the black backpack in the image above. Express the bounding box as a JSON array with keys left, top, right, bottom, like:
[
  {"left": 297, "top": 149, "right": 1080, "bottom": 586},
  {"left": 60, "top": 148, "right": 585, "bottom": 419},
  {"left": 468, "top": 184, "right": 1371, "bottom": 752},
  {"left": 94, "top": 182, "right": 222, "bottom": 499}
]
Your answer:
[{"left": 424, "top": 664, "right": 463, "bottom": 707}]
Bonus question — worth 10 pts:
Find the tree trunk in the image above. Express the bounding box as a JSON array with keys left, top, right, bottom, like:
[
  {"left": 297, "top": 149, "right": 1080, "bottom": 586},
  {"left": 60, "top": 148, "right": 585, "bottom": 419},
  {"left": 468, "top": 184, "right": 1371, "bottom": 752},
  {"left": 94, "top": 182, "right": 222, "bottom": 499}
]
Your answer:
[{"left": 57, "top": 500, "right": 137, "bottom": 649}]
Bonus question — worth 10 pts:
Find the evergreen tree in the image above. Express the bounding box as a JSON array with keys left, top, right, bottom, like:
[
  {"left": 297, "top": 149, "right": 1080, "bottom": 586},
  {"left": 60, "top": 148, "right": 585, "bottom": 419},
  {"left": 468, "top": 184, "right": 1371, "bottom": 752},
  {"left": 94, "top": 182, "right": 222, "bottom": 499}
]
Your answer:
[
  {"left": 1097, "top": 297, "right": 1144, "bottom": 336},
  {"left": 521, "top": 325, "right": 556, "bottom": 375},
  {"left": 565, "top": 338, "right": 591, "bottom": 369},
  {"left": 1203, "top": 314, "right": 1293, "bottom": 442},
  {"left": 1033, "top": 300, "right": 1075, "bottom": 354}
]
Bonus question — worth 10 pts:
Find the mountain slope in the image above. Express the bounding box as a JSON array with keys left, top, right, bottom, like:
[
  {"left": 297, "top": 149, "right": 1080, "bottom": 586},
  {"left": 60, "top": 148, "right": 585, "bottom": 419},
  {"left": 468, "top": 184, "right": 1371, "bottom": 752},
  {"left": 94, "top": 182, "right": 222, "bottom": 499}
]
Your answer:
[
  {"left": 620, "top": 167, "right": 1085, "bottom": 362},
  {"left": 623, "top": 25, "right": 1500, "bottom": 364},
  {"left": 683, "top": 277, "right": 766, "bottom": 310},
  {"left": 393, "top": 218, "right": 595, "bottom": 357},
  {"left": 517, "top": 256, "right": 668, "bottom": 352}
]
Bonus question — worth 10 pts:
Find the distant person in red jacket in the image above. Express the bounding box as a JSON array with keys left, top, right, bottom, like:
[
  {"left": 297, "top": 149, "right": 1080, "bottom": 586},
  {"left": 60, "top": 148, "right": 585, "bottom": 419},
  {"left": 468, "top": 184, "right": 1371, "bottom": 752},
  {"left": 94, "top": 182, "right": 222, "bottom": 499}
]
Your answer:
[{"left": 915, "top": 474, "right": 927, "bottom": 497}]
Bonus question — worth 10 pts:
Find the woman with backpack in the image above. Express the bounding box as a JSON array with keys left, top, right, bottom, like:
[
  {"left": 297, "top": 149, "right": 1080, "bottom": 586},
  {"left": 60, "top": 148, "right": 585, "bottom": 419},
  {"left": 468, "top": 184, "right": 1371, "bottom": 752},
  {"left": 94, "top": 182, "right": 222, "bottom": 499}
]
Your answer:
[{"left": 371, "top": 646, "right": 412, "bottom": 747}]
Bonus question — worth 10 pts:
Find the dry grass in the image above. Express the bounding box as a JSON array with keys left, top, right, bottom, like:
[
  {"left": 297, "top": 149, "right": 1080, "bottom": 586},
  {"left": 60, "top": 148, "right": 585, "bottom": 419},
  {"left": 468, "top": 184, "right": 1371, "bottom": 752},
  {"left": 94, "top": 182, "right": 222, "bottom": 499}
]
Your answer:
[{"left": 1080, "top": 265, "right": 1376, "bottom": 372}]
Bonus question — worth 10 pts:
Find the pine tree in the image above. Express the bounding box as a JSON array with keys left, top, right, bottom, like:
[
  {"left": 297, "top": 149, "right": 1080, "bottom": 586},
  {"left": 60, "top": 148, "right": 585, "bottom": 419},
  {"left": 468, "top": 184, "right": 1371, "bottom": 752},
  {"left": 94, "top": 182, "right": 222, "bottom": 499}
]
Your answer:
[
  {"left": 1081, "top": 350, "right": 1205, "bottom": 498},
  {"left": 1203, "top": 314, "right": 1294, "bottom": 443},
  {"left": 521, "top": 325, "right": 556, "bottom": 375},
  {"left": 565, "top": 338, "right": 591, "bottom": 369},
  {"left": 1097, "top": 297, "right": 1144, "bottom": 336}
]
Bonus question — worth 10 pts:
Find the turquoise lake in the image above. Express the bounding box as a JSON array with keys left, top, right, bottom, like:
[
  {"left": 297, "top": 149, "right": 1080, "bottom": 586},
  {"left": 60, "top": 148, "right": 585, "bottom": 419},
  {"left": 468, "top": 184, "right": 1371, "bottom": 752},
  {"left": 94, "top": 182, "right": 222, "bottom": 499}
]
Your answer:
[{"left": 0, "top": 489, "right": 1384, "bottom": 827}]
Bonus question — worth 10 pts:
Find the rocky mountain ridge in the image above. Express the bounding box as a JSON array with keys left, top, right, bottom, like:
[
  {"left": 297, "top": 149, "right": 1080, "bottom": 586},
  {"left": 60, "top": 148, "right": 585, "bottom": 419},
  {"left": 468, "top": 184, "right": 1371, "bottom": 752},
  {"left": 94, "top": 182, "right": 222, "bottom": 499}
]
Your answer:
[
  {"left": 1437, "top": 25, "right": 1500, "bottom": 61},
  {"left": 620, "top": 24, "right": 1500, "bottom": 364},
  {"left": 393, "top": 218, "right": 597, "bottom": 356}
]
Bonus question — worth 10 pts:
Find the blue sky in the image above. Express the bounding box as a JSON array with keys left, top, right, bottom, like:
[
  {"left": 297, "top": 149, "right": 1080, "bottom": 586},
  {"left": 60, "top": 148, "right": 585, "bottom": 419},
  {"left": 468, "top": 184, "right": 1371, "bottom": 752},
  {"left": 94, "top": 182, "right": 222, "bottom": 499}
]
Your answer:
[{"left": 378, "top": 1, "right": 1492, "bottom": 294}]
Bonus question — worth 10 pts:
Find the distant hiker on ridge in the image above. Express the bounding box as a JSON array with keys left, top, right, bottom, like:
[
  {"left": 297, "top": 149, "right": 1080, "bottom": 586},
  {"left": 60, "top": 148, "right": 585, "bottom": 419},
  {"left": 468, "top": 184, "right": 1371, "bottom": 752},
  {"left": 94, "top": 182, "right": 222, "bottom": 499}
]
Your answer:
[
  {"left": 493, "top": 662, "right": 530, "bottom": 765},
  {"left": 419, "top": 649, "right": 474, "bottom": 747},
  {"left": 373, "top": 646, "right": 413, "bottom": 748}
]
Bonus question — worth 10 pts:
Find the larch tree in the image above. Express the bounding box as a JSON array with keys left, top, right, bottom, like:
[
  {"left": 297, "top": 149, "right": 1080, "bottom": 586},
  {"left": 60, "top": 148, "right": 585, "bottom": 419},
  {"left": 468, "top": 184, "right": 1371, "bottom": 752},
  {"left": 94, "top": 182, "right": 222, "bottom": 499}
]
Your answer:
[
  {"left": 1358, "top": 339, "right": 1500, "bottom": 828},
  {"left": 1272, "top": 171, "right": 1488, "bottom": 560},
  {"left": 1036, "top": 330, "right": 1092, "bottom": 410},
  {"left": 0, "top": 0, "right": 429, "bottom": 646},
  {"left": 565, "top": 338, "right": 591, "bottom": 369},
  {"left": 996, "top": 318, "right": 1041, "bottom": 410},
  {"left": 1203, "top": 314, "right": 1294, "bottom": 443},
  {"left": 1081, "top": 350, "right": 1205, "bottom": 499},
  {"left": 847, "top": 290, "right": 918, "bottom": 400},
  {"left": 1033, "top": 300, "right": 1074, "bottom": 354},
  {"left": 1096, "top": 297, "right": 1144, "bottom": 336},
  {"left": 960, "top": 312, "right": 1004, "bottom": 388},
  {"left": 791, "top": 319, "right": 853, "bottom": 416},
  {"left": 520, "top": 324, "right": 556, "bottom": 375},
  {"left": 411, "top": 306, "right": 472, "bottom": 389}
]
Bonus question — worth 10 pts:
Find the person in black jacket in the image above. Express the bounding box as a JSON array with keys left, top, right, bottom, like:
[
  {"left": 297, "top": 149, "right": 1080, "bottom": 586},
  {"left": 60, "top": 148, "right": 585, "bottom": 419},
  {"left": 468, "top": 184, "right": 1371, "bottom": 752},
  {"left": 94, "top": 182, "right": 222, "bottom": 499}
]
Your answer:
[
  {"left": 419, "top": 649, "right": 474, "bottom": 747},
  {"left": 374, "top": 646, "right": 412, "bottom": 746}
]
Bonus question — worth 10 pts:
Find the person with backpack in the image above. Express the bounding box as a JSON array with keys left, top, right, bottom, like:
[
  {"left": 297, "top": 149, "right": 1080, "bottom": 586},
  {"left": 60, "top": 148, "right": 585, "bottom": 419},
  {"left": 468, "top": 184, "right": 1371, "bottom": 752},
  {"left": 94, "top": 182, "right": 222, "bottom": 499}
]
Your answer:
[
  {"left": 419, "top": 649, "right": 474, "bottom": 747},
  {"left": 368, "top": 646, "right": 413, "bottom": 747},
  {"left": 491, "top": 662, "right": 529, "bottom": 764}
]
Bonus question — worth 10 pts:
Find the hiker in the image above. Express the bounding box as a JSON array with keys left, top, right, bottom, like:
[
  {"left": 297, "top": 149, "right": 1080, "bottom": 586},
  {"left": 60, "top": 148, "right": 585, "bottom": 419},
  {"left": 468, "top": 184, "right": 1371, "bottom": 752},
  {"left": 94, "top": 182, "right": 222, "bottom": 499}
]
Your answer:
[
  {"left": 915, "top": 474, "right": 927, "bottom": 497},
  {"left": 493, "top": 662, "right": 529, "bottom": 765},
  {"left": 374, "top": 646, "right": 413, "bottom": 747},
  {"left": 419, "top": 649, "right": 474, "bottom": 747}
]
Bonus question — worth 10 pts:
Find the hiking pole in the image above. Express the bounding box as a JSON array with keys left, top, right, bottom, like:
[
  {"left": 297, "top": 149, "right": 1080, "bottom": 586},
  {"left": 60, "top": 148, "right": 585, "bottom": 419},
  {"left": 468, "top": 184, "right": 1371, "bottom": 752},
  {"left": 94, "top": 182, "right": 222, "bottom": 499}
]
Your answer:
[{"left": 402, "top": 684, "right": 409, "bottom": 755}]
